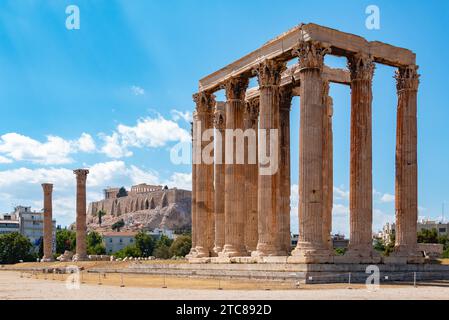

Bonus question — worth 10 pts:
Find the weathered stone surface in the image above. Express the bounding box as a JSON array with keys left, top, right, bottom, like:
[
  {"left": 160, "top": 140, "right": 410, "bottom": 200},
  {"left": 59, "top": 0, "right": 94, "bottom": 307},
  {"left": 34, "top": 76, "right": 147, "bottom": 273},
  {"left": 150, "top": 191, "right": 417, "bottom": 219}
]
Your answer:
[
  {"left": 41, "top": 183, "right": 54, "bottom": 262},
  {"left": 73, "top": 169, "right": 89, "bottom": 262}
]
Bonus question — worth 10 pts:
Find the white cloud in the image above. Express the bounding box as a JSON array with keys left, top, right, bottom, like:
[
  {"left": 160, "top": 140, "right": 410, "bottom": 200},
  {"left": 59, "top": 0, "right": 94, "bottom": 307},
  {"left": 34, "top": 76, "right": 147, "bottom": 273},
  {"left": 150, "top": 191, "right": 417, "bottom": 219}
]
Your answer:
[
  {"left": 333, "top": 185, "right": 349, "bottom": 200},
  {"left": 164, "top": 172, "right": 192, "bottom": 190},
  {"left": 0, "top": 132, "right": 98, "bottom": 165},
  {"left": 131, "top": 85, "right": 145, "bottom": 96},
  {"left": 380, "top": 193, "right": 395, "bottom": 203},
  {"left": 171, "top": 109, "right": 193, "bottom": 123},
  {"left": 76, "top": 133, "right": 96, "bottom": 153},
  {"left": 100, "top": 132, "right": 133, "bottom": 158},
  {"left": 100, "top": 115, "right": 190, "bottom": 158},
  {"left": 0, "top": 133, "right": 73, "bottom": 164},
  {"left": 0, "top": 155, "right": 12, "bottom": 164}
]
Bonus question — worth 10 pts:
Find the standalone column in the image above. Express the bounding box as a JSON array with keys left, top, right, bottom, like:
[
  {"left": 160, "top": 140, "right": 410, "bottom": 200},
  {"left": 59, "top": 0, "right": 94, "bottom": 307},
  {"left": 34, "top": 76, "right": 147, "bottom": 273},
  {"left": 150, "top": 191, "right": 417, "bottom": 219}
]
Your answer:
[
  {"left": 187, "top": 118, "right": 198, "bottom": 258},
  {"left": 192, "top": 92, "right": 215, "bottom": 258},
  {"left": 290, "top": 40, "right": 333, "bottom": 263},
  {"left": 279, "top": 85, "right": 293, "bottom": 254},
  {"left": 74, "top": 169, "right": 89, "bottom": 261},
  {"left": 322, "top": 82, "right": 334, "bottom": 250},
  {"left": 244, "top": 98, "right": 259, "bottom": 253},
  {"left": 41, "top": 183, "right": 54, "bottom": 262},
  {"left": 392, "top": 65, "right": 423, "bottom": 263},
  {"left": 213, "top": 102, "right": 226, "bottom": 255},
  {"left": 220, "top": 75, "right": 249, "bottom": 257},
  {"left": 345, "top": 53, "right": 379, "bottom": 263},
  {"left": 252, "top": 59, "right": 286, "bottom": 257}
]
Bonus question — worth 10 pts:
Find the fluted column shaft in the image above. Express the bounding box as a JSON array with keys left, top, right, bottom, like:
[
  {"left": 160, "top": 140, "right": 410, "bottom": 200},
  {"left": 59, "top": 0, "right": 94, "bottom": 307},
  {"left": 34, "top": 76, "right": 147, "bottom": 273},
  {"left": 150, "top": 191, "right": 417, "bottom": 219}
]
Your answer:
[
  {"left": 279, "top": 86, "right": 293, "bottom": 254},
  {"left": 221, "top": 76, "right": 249, "bottom": 257},
  {"left": 253, "top": 59, "right": 286, "bottom": 257},
  {"left": 244, "top": 98, "right": 259, "bottom": 253},
  {"left": 74, "top": 169, "right": 89, "bottom": 261},
  {"left": 213, "top": 102, "right": 226, "bottom": 255},
  {"left": 290, "top": 40, "right": 333, "bottom": 263},
  {"left": 394, "top": 65, "right": 420, "bottom": 257},
  {"left": 347, "top": 53, "right": 377, "bottom": 259},
  {"left": 322, "top": 82, "right": 334, "bottom": 249},
  {"left": 42, "top": 183, "right": 54, "bottom": 261},
  {"left": 192, "top": 92, "right": 215, "bottom": 258},
  {"left": 187, "top": 118, "right": 198, "bottom": 257}
]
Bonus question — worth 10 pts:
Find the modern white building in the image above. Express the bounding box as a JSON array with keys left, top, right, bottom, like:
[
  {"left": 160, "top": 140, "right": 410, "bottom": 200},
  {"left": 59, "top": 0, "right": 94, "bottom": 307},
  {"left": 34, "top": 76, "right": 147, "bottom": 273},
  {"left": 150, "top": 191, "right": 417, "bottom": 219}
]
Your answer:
[
  {"left": 15, "top": 206, "right": 56, "bottom": 253},
  {"left": 0, "top": 213, "right": 20, "bottom": 235},
  {"left": 102, "top": 231, "right": 137, "bottom": 254},
  {"left": 379, "top": 219, "right": 449, "bottom": 245}
]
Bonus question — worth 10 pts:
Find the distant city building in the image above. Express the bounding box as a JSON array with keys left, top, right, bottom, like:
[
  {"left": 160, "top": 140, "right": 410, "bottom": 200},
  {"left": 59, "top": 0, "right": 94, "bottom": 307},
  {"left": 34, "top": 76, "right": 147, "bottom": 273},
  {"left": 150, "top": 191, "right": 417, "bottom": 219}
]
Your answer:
[
  {"left": 290, "top": 233, "right": 349, "bottom": 249},
  {"left": 379, "top": 219, "right": 449, "bottom": 245},
  {"left": 417, "top": 219, "right": 449, "bottom": 236},
  {"left": 14, "top": 206, "right": 56, "bottom": 253},
  {"left": 102, "top": 231, "right": 137, "bottom": 254},
  {"left": 332, "top": 234, "right": 349, "bottom": 249},
  {"left": 0, "top": 213, "right": 20, "bottom": 235}
]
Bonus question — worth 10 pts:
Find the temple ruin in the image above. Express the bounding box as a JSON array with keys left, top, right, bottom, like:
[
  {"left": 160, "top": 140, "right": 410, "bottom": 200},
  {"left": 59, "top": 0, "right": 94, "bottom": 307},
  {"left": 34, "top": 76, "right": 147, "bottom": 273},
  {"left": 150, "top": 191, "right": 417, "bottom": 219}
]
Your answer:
[{"left": 188, "top": 23, "right": 422, "bottom": 264}]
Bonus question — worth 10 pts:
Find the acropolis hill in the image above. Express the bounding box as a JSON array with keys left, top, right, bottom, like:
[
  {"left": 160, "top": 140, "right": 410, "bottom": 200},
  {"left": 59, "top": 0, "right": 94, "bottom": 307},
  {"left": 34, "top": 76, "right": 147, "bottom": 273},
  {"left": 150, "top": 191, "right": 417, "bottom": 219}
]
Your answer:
[{"left": 86, "top": 184, "right": 192, "bottom": 233}]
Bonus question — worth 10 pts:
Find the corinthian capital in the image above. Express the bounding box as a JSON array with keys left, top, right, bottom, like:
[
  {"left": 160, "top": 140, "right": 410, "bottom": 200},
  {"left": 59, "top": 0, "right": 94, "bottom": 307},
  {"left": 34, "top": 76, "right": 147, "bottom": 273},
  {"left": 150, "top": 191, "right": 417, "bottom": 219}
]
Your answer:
[
  {"left": 223, "top": 76, "right": 249, "bottom": 101},
  {"left": 193, "top": 91, "right": 215, "bottom": 114},
  {"left": 253, "top": 59, "right": 287, "bottom": 88},
  {"left": 213, "top": 102, "right": 226, "bottom": 129},
  {"left": 41, "top": 183, "right": 53, "bottom": 194},
  {"left": 279, "top": 85, "right": 293, "bottom": 111},
  {"left": 347, "top": 53, "right": 375, "bottom": 82},
  {"left": 244, "top": 98, "right": 259, "bottom": 121},
  {"left": 395, "top": 65, "right": 420, "bottom": 92},
  {"left": 293, "top": 40, "right": 330, "bottom": 71}
]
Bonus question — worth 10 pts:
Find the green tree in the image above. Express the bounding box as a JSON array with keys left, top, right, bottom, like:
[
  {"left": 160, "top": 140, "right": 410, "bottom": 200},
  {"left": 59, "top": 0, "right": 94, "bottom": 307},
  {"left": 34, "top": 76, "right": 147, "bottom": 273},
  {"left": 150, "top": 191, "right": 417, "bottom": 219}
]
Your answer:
[
  {"left": 38, "top": 236, "right": 44, "bottom": 259},
  {"left": 93, "top": 210, "right": 107, "bottom": 226},
  {"left": 417, "top": 228, "right": 439, "bottom": 244},
  {"left": 169, "top": 235, "right": 191, "bottom": 257},
  {"left": 156, "top": 234, "right": 173, "bottom": 248},
  {"left": 153, "top": 244, "right": 170, "bottom": 259},
  {"left": 112, "top": 219, "right": 125, "bottom": 232},
  {"left": 113, "top": 245, "right": 141, "bottom": 259},
  {"left": 334, "top": 247, "right": 346, "bottom": 256},
  {"left": 116, "top": 187, "right": 128, "bottom": 198},
  {"left": 0, "top": 232, "right": 34, "bottom": 264},
  {"left": 87, "top": 231, "right": 106, "bottom": 255},
  {"left": 56, "top": 229, "right": 76, "bottom": 254},
  {"left": 135, "top": 231, "right": 155, "bottom": 257}
]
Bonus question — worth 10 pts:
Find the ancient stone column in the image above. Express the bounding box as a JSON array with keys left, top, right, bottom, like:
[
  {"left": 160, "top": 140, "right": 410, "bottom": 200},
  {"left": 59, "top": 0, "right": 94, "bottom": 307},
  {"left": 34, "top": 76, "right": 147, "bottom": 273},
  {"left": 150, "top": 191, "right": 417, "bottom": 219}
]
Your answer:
[
  {"left": 322, "top": 81, "right": 334, "bottom": 250},
  {"left": 213, "top": 102, "right": 226, "bottom": 255},
  {"left": 187, "top": 118, "right": 198, "bottom": 258},
  {"left": 220, "top": 75, "right": 249, "bottom": 257},
  {"left": 74, "top": 169, "right": 89, "bottom": 261},
  {"left": 192, "top": 92, "right": 215, "bottom": 258},
  {"left": 244, "top": 98, "right": 259, "bottom": 253},
  {"left": 392, "top": 65, "right": 422, "bottom": 263},
  {"left": 41, "top": 183, "right": 54, "bottom": 262},
  {"left": 345, "top": 53, "right": 379, "bottom": 263},
  {"left": 279, "top": 85, "right": 293, "bottom": 254},
  {"left": 290, "top": 40, "right": 333, "bottom": 263},
  {"left": 252, "top": 59, "right": 286, "bottom": 257}
]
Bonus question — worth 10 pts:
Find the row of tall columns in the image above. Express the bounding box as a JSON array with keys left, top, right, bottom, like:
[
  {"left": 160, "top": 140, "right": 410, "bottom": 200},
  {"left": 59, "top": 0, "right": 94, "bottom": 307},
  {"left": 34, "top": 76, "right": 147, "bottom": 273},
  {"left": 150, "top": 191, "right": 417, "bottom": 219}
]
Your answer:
[
  {"left": 40, "top": 169, "right": 89, "bottom": 262},
  {"left": 190, "top": 40, "right": 420, "bottom": 264}
]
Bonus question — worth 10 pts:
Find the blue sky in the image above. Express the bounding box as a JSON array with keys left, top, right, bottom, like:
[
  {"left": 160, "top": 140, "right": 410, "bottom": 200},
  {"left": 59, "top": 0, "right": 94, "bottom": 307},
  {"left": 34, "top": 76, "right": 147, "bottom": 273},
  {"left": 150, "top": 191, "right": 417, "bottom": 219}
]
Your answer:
[{"left": 0, "top": 0, "right": 448, "bottom": 235}]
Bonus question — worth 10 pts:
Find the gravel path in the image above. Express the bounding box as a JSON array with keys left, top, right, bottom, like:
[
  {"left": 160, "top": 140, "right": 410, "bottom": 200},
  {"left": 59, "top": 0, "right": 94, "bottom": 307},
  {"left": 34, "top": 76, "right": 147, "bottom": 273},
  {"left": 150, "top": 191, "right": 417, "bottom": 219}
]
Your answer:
[{"left": 1, "top": 271, "right": 448, "bottom": 300}]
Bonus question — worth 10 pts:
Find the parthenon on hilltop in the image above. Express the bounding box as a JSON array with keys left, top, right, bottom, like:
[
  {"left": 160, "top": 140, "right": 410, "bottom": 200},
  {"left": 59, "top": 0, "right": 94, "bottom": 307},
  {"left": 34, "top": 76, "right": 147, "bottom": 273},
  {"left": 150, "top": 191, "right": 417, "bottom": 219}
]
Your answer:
[{"left": 188, "top": 23, "right": 423, "bottom": 264}]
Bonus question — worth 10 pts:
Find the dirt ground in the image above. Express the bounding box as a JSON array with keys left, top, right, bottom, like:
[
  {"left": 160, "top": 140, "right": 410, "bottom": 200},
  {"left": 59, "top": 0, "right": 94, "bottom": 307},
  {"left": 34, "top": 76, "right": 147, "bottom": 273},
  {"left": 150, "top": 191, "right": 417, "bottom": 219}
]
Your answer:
[{"left": 1, "top": 270, "right": 449, "bottom": 300}]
